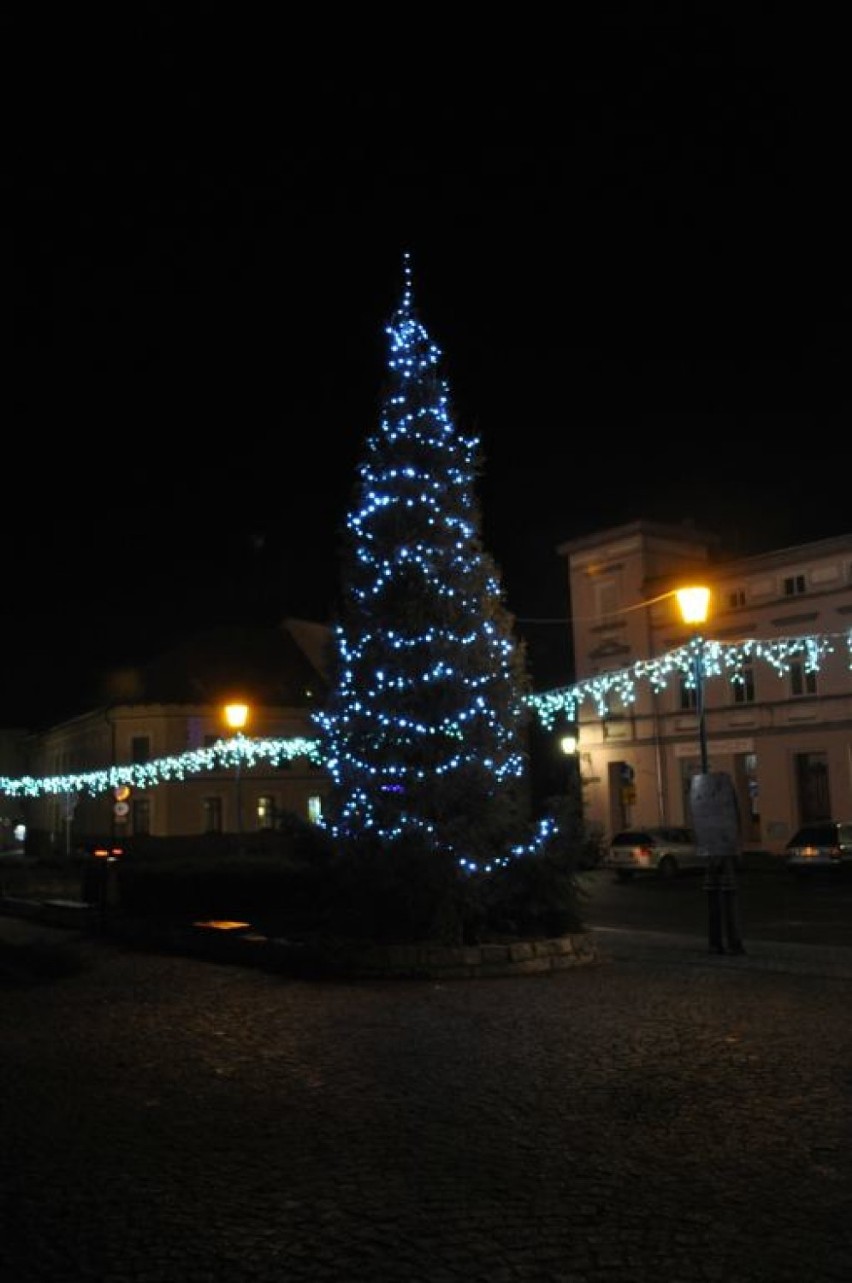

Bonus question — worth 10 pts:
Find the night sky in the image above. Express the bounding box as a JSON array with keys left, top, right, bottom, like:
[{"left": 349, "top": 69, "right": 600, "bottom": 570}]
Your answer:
[{"left": 7, "top": 13, "right": 849, "bottom": 727}]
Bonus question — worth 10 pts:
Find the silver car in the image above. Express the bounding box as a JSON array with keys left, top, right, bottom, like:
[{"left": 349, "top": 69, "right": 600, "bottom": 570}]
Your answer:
[
  {"left": 606, "top": 826, "right": 704, "bottom": 881},
  {"left": 785, "top": 822, "right": 852, "bottom": 872}
]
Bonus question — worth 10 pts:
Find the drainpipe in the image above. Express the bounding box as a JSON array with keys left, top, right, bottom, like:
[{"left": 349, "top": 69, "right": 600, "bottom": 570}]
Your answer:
[
  {"left": 645, "top": 606, "right": 668, "bottom": 824},
  {"left": 103, "top": 707, "right": 116, "bottom": 837},
  {"left": 652, "top": 688, "right": 666, "bottom": 824}
]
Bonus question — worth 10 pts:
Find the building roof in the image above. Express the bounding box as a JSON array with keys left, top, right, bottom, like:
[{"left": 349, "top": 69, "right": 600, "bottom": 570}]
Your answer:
[
  {"left": 95, "top": 621, "right": 331, "bottom": 710},
  {"left": 555, "top": 519, "right": 720, "bottom": 559}
]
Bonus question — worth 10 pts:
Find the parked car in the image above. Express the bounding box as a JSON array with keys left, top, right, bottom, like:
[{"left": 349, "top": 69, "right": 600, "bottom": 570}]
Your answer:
[
  {"left": 84, "top": 841, "right": 126, "bottom": 860},
  {"left": 605, "top": 826, "right": 704, "bottom": 881},
  {"left": 784, "top": 822, "right": 852, "bottom": 873}
]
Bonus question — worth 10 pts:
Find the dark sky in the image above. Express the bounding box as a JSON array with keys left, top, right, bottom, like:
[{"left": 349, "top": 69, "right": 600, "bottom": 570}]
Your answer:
[{"left": 6, "top": 13, "right": 850, "bottom": 726}]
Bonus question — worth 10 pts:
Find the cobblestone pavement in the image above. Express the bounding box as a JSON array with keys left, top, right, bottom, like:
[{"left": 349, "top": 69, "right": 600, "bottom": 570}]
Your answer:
[{"left": 1, "top": 927, "right": 850, "bottom": 1282}]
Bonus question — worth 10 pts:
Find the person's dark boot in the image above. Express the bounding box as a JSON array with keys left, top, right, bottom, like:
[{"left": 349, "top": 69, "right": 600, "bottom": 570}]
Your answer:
[
  {"left": 707, "top": 890, "right": 724, "bottom": 953},
  {"left": 722, "top": 891, "right": 746, "bottom": 955}
]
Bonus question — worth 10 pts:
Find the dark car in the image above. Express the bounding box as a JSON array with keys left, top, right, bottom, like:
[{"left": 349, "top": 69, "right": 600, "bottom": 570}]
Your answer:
[
  {"left": 605, "top": 826, "right": 704, "bottom": 881},
  {"left": 84, "top": 841, "right": 126, "bottom": 860},
  {"left": 784, "top": 822, "right": 852, "bottom": 872},
  {"left": 79, "top": 840, "right": 126, "bottom": 906}
]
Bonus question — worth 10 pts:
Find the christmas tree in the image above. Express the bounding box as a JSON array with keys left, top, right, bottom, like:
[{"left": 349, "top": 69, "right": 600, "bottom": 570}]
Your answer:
[{"left": 315, "top": 254, "right": 534, "bottom": 872}]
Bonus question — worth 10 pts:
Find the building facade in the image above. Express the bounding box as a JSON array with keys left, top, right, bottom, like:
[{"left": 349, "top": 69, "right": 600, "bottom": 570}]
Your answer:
[
  {"left": 24, "top": 702, "right": 330, "bottom": 858},
  {"left": 553, "top": 522, "right": 852, "bottom": 853},
  {"left": 13, "top": 621, "right": 332, "bottom": 858},
  {"left": 5, "top": 540, "right": 851, "bottom": 860}
]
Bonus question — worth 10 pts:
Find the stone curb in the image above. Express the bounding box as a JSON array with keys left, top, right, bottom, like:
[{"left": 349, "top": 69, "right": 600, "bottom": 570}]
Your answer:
[
  {"left": 0, "top": 896, "right": 599, "bottom": 979},
  {"left": 0, "top": 896, "right": 99, "bottom": 929},
  {"left": 116, "top": 920, "right": 601, "bottom": 980},
  {"left": 257, "top": 929, "right": 601, "bottom": 980}
]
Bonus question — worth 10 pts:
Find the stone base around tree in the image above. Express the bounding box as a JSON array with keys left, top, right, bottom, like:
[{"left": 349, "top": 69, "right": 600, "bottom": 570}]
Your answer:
[
  {"left": 257, "top": 930, "right": 601, "bottom": 980},
  {"left": 0, "top": 898, "right": 601, "bottom": 981}
]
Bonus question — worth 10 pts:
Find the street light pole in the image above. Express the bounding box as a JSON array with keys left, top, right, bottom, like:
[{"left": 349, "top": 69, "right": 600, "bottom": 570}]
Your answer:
[
  {"left": 234, "top": 755, "right": 243, "bottom": 839},
  {"left": 694, "top": 644, "right": 709, "bottom": 775},
  {"left": 675, "top": 585, "right": 711, "bottom": 775},
  {"left": 675, "top": 587, "right": 746, "bottom": 956},
  {"left": 223, "top": 702, "right": 250, "bottom": 851}
]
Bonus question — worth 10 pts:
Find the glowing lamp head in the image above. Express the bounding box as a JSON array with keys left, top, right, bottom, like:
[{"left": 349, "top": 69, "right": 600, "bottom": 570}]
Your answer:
[
  {"left": 675, "top": 586, "right": 711, "bottom": 627},
  {"left": 224, "top": 703, "right": 249, "bottom": 732},
  {"left": 560, "top": 734, "right": 578, "bottom": 756}
]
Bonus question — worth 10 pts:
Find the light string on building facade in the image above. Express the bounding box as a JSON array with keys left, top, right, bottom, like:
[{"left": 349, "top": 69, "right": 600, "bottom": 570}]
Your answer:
[
  {"left": 529, "top": 627, "right": 852, "bottom": 728},
  {"left": 1, "top": 628, "right": 849, "bottom": 802},
  {"left": 0, "top": 736, "right": 322, "bottom": 801}
]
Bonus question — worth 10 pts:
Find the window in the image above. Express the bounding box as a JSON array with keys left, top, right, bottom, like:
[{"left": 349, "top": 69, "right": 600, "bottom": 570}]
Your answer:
[
  {"left": 595, "top": 579, "right": 619, "bottom": 620},
  {"left": 680, "top": 757, "right": 701, "bottom": 821},
  {"left": 604, "top": 690, "right": 630, "bottom": 717},
  {"left": 679, "top": 676, "right": 698, "bottom": 711},
  {"left": 257, "top": 795, "right": 276, "bottom": 829},
  {"left": 790, "top": 662, "right": 817, "bottom": 697},
  {"left": 727, "top": 589, "right": 746, "bottom": 608},
  {"left": 795, "top": 753, "right": 830, "bottom": 823},
  {"left": 203, "top": 797, "right": 223, "bottom": 833},
  {"left": 601, "top": 692, "right": 634, "bottom": 740},
  {"left": 743, "top": 752, "right": 759, "bottom": 824},
  {"left": 783, "top": 574, "right": 806, "bottom": 596},
  {"left": 132, "top": 798, "right": 151, "bottom": 835},
  {"left": 307, "top": 795, "right": 323, "bottom": 824},
  {"left": 731, "top": 660, "right": 755, "bottom": 704},
  {"left": 131, "top": 736, "right": 150, "bottom": 763}
]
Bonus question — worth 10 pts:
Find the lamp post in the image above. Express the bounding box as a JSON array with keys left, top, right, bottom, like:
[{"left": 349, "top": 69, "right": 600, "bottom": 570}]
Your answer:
[
  {"left": 560, "top": 728, "right": 580, "bottom": 803},
  {"left": 223, "top": 702, "right": 250, "bottom": 848},
  {"left": 675, "top": 585, "right": 710, "bottom": 774},
  {"left": 557, "top": 723, "right": 584, "bottom": 836},
  {"left": 674, "top": 587, "right": 746, "bottom": 955}
]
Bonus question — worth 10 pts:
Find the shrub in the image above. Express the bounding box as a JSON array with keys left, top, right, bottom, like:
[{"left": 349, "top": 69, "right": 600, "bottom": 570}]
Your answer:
[
  {"left": 95, "top": 812, "right": 592, "bottom": 947},
  {"left": 315, "top": 828, "right": 588, "bottom": 947},
  {"left": 465, "top": 848, "right": 586, "bottom": 942},
  {"left": 318, "top": 832, "right": 465, "bottom": 945},
  {"left": 116, "top": 819, "right": 336, "bottom": 929}
]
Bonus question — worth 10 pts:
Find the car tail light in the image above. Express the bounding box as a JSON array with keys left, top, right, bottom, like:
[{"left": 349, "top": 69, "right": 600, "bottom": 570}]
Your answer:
[
  {"left": 797, "top": 843, "right": 840, "bottom": 859},
  {"left": 633, "top": 845, "right": 653, "bottom": 866},
  {"left": 91, "top": 844, "right": 125, "bottom": 860}
]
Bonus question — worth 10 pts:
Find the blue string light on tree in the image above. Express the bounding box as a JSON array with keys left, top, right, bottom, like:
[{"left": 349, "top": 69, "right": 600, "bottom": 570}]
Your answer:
[{"left": 313, "top": 252, "right": 534, "bottom": 870}]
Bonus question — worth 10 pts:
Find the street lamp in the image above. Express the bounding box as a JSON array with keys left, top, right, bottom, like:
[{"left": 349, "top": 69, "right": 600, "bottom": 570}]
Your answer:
[
  {"left": 556, "top": 723, "right": 584, "bottom": 832},
  {"left": 674, "top": 586, "right": 746, "bottom": 955},
  {"left": 675, "top": 585, "right": 711, "bottom": 774},
  {"left": 223, "top": 702, "right": 250, "bottom": 846}
]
